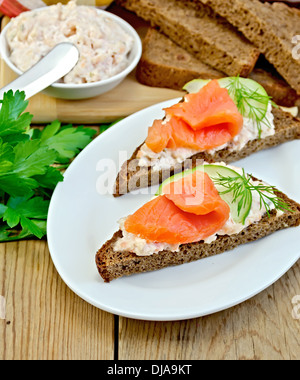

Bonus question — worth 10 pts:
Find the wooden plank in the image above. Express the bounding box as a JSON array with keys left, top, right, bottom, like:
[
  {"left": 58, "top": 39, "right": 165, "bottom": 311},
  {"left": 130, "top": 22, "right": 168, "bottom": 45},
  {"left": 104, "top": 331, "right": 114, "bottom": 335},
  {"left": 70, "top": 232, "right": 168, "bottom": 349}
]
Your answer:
[
  {"left": 118, "top": 261, "right": 300, "bottom": 360},
  {"left": 0, "top": 240, "right": 115, "bottom": 360}
]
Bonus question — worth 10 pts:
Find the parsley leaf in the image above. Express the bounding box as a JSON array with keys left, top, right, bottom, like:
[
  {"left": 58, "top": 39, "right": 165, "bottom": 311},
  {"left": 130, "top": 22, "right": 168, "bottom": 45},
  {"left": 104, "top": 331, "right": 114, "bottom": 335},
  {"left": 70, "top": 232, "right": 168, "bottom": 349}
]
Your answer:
[
  {"left": 0, "top": 90, "right": 33, "bottom": 139},
  {"left": 33, "top": 166, "right": 64, "bottom": 190},
  {"left": 39, "top": 123, "right": 95, "bottom": 162},
  {"left": 0, "top": 91, "right": 97, "bottom": 241},
  {"left": 13, "top": 140, "right": 58, "bottom": 177},
  {"left": 1, "top": 195, "right": 49, "bottom": 239}
]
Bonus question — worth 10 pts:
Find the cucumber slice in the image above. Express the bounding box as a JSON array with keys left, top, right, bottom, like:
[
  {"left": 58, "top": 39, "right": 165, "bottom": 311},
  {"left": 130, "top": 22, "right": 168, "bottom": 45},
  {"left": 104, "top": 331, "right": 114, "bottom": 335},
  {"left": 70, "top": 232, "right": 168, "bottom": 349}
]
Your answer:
[
  {"left": 182, "top": 79, "right": 211, "bottom": 94},
  {"left": 202, "top": 165, "right": 252, "bottom": 224},
  {"left": 183, "top": 77, "right": 270, "bottom": 122},
  {"left": 157, "top": 164, "right": 252, "bottom": 224},
  {"left": 279, "top": 106, "right": 298, "bottom": 117}
]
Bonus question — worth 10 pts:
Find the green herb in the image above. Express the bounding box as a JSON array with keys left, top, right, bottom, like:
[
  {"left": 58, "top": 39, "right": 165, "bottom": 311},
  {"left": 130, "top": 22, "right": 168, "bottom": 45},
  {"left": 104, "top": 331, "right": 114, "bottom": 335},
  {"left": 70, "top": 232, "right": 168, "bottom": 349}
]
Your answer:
[
  {"left": 224, "top": 76, "right": 276, "bottom": 139},
  {"left": 0, "top": 90, "right": 97, "bottom": 242},
  {"left": 212, "top": 169, "right": 293, "bottom": 221}
]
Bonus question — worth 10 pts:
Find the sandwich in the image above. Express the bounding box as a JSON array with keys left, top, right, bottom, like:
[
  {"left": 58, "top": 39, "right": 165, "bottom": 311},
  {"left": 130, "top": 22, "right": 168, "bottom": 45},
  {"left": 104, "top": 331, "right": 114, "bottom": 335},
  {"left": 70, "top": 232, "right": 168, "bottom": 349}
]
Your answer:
[
  {"left": 96, "top": 163, "right": 300, "bottom": 282},
  {"left": 114, "top": 77, "right": 300, "bottom": 197}
]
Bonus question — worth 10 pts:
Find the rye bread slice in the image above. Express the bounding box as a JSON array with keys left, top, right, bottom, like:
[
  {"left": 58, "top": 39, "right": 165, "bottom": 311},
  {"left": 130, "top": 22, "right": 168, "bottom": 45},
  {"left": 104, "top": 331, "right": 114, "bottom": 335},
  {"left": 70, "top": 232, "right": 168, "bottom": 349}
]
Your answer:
[
  {"left": 250, "top": 68, "right": 300, "bottom": 108},
  {"left": 136, "top": 28, "right": 224, "bottom": 90},
  {"left": 115, "top": 0, "right": 260, "bottom": 77},
  {"left": 113, "top": 107, "right": 300, "bottom": 197},
  {"left": 195, "top": 0, "right": 300, "bottom": 94},
  {"left": 137, "top": 28, "right": 300, "bottom": 108},
  {"left": 96, "top": 190, "right": 300, "bottom": 282}
]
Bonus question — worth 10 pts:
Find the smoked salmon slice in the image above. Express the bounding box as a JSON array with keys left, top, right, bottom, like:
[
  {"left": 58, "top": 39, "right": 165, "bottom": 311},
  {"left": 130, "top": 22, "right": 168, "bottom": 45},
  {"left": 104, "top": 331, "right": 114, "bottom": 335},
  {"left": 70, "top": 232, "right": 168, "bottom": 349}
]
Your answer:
[
  {"left": 163, "top": 170, "right": 227, "bottom": 215},
  {"left": 145, "top": 117, "right": 234, "bottom": 153},
  {"left": 145, "top": 80, "right": 243, "bottom": 154},
  {"left": 124, "top": 171, "right": 230, "bottom": 245},
  {"left": 164, "top": 80, "right": 243, "bottom": 133}
]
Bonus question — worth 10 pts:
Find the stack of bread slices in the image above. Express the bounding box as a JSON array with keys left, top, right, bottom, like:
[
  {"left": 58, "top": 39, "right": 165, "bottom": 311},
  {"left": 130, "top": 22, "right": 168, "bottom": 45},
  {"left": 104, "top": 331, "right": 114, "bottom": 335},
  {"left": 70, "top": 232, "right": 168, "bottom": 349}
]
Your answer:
[{"left": 116, "top": 0, "right": 300, "bottom": 108}]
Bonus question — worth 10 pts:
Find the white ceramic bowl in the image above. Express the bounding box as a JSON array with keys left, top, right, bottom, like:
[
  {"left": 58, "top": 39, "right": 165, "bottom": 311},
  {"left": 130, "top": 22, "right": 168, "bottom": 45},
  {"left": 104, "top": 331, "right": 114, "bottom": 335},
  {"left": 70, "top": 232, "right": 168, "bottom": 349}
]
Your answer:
[{"left": 0, "top": 8, "right": 142, "bottom": 99}]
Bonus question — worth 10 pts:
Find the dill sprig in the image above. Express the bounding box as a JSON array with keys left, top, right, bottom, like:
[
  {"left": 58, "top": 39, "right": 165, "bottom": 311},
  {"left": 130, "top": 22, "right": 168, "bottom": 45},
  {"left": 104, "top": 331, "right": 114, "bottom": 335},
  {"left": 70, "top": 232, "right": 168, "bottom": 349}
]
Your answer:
[
  {"left": 225, "top": 76, "right": 276, "bottom": 138},
  {"left": 212, "top": 169, "right": 293, "bottom": 220}
]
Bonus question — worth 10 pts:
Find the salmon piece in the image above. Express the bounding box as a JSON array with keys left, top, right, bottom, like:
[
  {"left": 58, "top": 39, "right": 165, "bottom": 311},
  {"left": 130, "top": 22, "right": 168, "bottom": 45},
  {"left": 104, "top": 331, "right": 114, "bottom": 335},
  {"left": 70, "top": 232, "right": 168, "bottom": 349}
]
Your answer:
[
  {"left": 125, "top": 196, "right": 201, "bottom": 245},
  {"left": 145, "top": 117, "right": 233, "bottom": 153},
  {"left": 124, "top": 171, "right": 230, "bottom": 245},
  {"left": 145, "top": 80, "right": 243, "bottom": 154},
  {"left": 164, "top": 80, "right": 243, "bottom": 133},
  {"left": 145, "top": 119, "right": 173, "bottom": 153},
  {"left": 163, "top": 171, "right": 228, "bottom": 215}
]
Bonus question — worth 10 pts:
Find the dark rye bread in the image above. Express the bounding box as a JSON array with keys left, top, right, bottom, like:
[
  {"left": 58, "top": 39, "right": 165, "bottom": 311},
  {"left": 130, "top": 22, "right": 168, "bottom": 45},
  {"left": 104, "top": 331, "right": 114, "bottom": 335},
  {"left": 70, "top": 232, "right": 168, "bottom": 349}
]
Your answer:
[
  {"left": 113, "top": 108, "right": 300, "bottom": 197},
  {"left": 137, "top": 28, "right": 300, "bottom": 108},
  {"left": 136, "top": 28, "right": 224, "bottom": 90},
  {"left": 196, "top": 0, "right": 300, "bottom": 94},
  {"left": 115, "top": 0, "right": 260, "bottom": 77},
  {"left": 96, "top": 191, "right": 300, "bottom": 282},
  {"left": 250, "top": 68, "right": 300, "bottom": 108}
]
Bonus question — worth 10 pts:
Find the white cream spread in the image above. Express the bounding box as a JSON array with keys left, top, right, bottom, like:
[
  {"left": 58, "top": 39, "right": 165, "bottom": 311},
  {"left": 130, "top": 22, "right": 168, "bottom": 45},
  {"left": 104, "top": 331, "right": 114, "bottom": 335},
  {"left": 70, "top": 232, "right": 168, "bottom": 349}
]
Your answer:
[
  {"left": 113, "top": 163, "right": 279, "bottom": 256},
  {"left": 114, "top": 218, "right": 181, "bottom": 257},
  {"left": 6, "top": 1, "right": 134, "bottom": 84},
  {"left": 137, "top": 102, "right": 275, "bottom": 171},
  {"left": 137, "top": 145, "right": 199, "bottom": 171}
]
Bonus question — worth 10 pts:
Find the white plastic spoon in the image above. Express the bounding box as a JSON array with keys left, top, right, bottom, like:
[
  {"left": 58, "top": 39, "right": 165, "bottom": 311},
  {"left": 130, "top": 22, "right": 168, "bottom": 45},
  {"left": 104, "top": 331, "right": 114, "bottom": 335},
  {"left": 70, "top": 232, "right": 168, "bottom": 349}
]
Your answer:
[{"left": 0, "top": 42, "right": 79, "bottom": 100}]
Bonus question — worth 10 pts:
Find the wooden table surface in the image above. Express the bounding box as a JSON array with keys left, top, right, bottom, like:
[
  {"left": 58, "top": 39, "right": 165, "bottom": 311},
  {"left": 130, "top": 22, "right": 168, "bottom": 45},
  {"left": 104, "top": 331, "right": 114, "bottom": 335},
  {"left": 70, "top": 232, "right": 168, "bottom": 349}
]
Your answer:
[{"left": 1, "top": 187, "right": 299, "bottom": 360}]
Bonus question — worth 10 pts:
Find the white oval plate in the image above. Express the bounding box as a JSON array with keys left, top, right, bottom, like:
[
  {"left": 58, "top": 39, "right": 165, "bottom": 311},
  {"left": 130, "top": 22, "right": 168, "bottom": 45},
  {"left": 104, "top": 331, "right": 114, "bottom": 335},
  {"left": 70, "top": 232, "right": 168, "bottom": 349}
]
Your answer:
[{"left": 47, "top": 99, "right": 300, "bottom": 321}]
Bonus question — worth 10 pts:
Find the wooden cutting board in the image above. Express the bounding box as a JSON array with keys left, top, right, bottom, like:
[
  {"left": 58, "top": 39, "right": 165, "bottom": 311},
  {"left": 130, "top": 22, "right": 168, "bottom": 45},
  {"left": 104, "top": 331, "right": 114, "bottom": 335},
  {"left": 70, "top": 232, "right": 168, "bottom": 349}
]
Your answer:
[{"left": 0, "top": 5, "right": 184, "bottom": 124}]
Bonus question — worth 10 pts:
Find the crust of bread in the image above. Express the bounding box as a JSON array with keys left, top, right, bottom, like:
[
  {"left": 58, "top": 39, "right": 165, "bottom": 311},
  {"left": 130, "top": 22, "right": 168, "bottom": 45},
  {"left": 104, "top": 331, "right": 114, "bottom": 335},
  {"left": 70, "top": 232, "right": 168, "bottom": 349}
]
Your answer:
[
  {"left": 95, "top": 191, "right": 300, "bottom": 282},
  {"left": 115, "top": 0, "right": 260, "bottom": 77},
  {"left": 113, "top": 107, "right": 300, "bottom": 197},
  {"left": 136, "top": 28, "right": 224, "bottom": 90}
]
